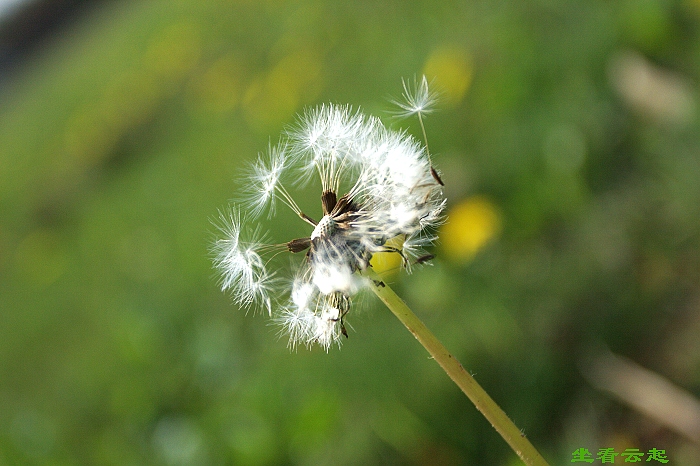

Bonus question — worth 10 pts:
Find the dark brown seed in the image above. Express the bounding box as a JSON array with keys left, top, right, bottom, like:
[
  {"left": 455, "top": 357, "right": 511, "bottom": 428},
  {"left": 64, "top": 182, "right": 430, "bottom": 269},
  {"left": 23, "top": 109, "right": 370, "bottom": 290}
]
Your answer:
[
  {"left": 415, "top": 254, "right": 435, "bottom": 264},
  {"left": 286, "top": 237, "right": 311, "bottom": 253},
  {"left": 430, "top": 166, "right": 445, "bottom": 186},
  {"left": 331, "top": 193, "right": 357, "bottom": 216},
  {"left": 321, "top": 190, "right": 337, "bottom": 215}
]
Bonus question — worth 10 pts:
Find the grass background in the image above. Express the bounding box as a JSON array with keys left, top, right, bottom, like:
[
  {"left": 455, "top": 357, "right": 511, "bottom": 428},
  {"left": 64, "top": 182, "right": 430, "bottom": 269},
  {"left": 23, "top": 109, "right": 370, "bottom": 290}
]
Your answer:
[{"left": 1, "top": 0, "right": 700, "bottom": 464}]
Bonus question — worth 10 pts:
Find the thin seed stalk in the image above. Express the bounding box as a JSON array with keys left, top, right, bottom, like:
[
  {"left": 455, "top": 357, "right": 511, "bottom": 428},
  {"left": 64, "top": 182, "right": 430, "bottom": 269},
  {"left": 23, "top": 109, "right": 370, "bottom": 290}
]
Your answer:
[{"left": 364, "top": 268, "right": 549, "bottom": 466}]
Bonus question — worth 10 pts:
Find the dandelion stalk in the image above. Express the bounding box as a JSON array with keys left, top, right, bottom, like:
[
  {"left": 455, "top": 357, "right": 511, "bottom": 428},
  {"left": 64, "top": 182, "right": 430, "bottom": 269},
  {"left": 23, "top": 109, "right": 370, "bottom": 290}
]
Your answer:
[{"left": 365, "top": 267, "right": 549, "bottom": 466}]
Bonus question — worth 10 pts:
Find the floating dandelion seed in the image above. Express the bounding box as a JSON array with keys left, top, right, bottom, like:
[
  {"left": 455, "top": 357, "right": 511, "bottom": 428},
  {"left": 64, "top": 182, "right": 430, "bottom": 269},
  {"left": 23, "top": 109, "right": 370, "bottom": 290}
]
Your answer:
[
  {"left": 392, "top": 75, "right": 443, "bottom": 186},
  {"left": 391, "top": 75, "right": 439, "bottom": 119},
  {"left": 213, "top": 77, "right": 445, "bottom": 351}
]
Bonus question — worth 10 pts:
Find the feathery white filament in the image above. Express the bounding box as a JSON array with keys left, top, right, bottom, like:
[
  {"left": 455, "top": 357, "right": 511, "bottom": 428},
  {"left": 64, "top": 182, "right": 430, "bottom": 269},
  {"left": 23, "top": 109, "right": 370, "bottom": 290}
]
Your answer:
[
  {"left": 212, "top": 210, "right": 274, "bottom": 315},
  {"left": 244, "top": 144, "right": 308, "bottom": 219}
]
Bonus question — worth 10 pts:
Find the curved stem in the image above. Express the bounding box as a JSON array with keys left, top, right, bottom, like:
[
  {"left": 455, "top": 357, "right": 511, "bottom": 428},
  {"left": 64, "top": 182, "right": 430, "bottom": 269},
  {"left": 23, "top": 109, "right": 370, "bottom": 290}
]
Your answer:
[{"left": 364, "top": 268, "right": 549, "bottom": 466}]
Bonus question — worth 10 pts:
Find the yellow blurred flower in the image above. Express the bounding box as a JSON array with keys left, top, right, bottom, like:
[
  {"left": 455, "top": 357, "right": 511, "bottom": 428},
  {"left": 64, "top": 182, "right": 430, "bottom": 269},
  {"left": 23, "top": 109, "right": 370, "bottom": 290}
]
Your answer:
[
  {"left": 441, "top": 196, "right": 501, "bottom": 263},
  {"left": 423, "top": 45, "right": 473, "bottom": 107}
]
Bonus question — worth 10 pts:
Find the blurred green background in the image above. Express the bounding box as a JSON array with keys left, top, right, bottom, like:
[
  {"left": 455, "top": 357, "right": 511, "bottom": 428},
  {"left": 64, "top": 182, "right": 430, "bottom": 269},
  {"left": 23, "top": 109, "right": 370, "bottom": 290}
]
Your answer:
[{"left": 1, "top": 0, "right": 700, "bottom": 464}]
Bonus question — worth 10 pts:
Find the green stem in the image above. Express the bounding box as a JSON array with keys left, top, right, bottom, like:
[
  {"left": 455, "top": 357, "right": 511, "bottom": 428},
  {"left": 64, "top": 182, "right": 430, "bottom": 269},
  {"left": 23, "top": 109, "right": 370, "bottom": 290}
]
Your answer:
[{"left": 364, "top": 268, "right": 549, "bottom": 466}]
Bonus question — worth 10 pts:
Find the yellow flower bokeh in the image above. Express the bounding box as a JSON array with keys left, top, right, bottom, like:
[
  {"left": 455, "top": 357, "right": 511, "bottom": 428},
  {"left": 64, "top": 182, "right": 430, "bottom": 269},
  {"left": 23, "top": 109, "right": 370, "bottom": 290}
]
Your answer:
[
  {"left": 440, "top": 196, "right": 501, "bottom": 264},
  {"left": 423, "top": 45, "right": 473, "bottom": 107}
]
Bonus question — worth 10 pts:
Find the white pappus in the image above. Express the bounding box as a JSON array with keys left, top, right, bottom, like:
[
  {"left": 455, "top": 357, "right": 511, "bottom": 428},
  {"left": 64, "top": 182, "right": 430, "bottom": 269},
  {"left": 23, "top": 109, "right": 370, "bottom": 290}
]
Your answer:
[{"left": 212, "top": 78, "right": 445, "bottom": 351}]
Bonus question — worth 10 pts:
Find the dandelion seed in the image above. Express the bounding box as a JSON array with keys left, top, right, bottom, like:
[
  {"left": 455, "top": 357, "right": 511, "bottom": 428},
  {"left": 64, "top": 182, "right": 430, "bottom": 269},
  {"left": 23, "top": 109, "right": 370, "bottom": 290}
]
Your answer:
[
  {"left": 402, "top": 230, "right": 440, "bottom": 272},
  {"left": 391, "top": 75, "right": 444, "bottom": 185},
  {"left": 392, "top": 75, "right": 438, "bottom": 119},
  {"left": 414, "top": 254, "right": 436, "bottom": 265},
  {"left": 241, "top": 143, "right": 287, "bottom": 218},
  {"left": 213, "top": 79, "right": 445, "bottom": 350},
  {"left": 211, "top": 209, "right": 276, "bottom": 315}
]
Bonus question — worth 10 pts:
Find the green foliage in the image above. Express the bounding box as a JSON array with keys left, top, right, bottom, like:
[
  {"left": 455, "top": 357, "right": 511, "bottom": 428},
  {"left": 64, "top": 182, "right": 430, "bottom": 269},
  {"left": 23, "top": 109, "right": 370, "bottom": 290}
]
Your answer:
[{"left": 1, "top": 0, "right": 699, "bottom": 464}]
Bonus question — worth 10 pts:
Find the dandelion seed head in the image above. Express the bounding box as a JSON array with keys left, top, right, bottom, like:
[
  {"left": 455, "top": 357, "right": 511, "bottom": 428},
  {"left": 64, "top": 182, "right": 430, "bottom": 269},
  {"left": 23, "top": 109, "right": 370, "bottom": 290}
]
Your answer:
[{"left": 214, "top": 78, "right": 445, "bottom": 350}]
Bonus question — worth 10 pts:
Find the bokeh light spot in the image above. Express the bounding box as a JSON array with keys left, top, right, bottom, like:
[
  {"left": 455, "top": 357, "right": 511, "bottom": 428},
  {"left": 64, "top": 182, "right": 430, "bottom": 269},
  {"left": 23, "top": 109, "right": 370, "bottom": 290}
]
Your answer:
[
  {"left": 152, "top": 416, "right": 207, "bottom": 465},
  {"left": 423, "top": 45, "right": 473, "bottom": 107},
  {"left": 608, "top": 50, "right": 696, "bottom": 126},
  {"left": 440, "top": 196, "right": 501, "bottom": 264}
]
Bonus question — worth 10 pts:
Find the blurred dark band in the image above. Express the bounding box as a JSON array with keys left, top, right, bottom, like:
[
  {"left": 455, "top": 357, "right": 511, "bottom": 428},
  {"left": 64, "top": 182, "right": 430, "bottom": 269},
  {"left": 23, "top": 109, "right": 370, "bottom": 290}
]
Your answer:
[{"left": 0, "top": 0, "right": 106, "bottom": 79}]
